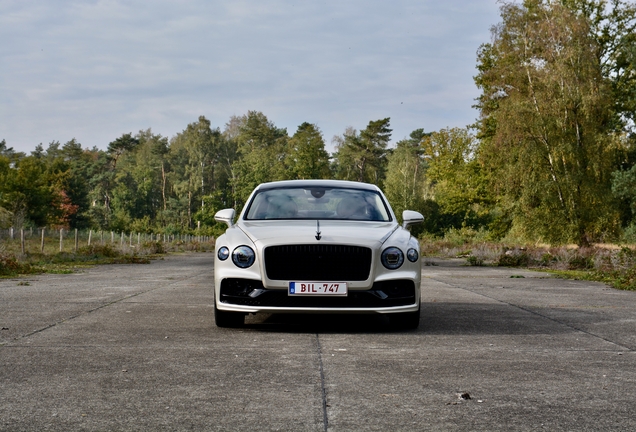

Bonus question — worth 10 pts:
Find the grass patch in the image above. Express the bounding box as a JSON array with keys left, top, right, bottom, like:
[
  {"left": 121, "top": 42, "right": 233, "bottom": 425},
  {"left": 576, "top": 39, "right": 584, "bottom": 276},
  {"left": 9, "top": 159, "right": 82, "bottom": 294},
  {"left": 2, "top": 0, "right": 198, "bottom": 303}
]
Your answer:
[{"left": 547, "top": 269, "right": 636, "bottom": 291}]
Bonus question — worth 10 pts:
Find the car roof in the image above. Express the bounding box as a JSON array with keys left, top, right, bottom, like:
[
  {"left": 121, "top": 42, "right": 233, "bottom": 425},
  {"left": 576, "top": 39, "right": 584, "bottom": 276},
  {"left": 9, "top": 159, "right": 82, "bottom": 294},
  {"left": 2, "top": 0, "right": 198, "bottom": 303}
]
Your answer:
[{"left": 254, "top": 179, "right": 381, "bottom": 192}]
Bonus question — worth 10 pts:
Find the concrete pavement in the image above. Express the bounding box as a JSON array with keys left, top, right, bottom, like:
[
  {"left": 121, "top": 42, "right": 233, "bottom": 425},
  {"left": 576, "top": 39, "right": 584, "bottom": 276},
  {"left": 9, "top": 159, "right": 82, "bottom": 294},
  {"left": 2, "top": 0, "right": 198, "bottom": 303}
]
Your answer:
[{"left": 1, "top": 254, "right": 635, "bottom": 430}]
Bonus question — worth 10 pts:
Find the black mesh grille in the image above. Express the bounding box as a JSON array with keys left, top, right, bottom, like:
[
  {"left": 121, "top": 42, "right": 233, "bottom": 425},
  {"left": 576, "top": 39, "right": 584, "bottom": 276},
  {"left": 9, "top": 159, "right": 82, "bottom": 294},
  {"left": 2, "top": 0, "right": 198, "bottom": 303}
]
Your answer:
[
  {"left": 264, "top": 244, "right": 372, "bottom": 281},
  {"left": 219, "top": 278, "right": 416, "bottom": 308}
]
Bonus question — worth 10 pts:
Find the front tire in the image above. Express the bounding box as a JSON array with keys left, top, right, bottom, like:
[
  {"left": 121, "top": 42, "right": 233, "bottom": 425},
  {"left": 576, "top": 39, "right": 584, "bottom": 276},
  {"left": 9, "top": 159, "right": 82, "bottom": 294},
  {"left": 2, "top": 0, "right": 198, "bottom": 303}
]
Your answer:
[{"left": 214, "top": 301, "right": 245, "bottom": 328}]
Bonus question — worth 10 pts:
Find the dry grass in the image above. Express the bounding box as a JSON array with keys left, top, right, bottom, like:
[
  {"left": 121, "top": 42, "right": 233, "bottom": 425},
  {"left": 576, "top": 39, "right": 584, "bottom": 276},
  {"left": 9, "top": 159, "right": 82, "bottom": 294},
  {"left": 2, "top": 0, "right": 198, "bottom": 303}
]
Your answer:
[
  {"left": 420, "top": 235, "right": 636, "bottom": 291},
  {"left": 0, "top": 235, "right": 215, "bottom": 277}
]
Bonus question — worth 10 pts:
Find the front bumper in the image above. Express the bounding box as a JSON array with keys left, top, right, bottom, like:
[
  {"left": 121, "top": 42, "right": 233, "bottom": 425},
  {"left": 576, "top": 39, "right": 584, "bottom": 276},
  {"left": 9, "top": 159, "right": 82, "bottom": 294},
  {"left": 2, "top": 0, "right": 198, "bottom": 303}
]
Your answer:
[{"left": 216, "top": 278, "right": 419, "bottom": 314}]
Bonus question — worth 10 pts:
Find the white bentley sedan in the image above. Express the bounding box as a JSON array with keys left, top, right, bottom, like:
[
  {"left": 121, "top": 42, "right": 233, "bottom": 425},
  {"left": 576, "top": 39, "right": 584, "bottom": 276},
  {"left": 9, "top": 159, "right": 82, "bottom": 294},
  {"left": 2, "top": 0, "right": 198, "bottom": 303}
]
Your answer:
[{"left": 213, "top": 180, "right": 423, "bottom": 329}]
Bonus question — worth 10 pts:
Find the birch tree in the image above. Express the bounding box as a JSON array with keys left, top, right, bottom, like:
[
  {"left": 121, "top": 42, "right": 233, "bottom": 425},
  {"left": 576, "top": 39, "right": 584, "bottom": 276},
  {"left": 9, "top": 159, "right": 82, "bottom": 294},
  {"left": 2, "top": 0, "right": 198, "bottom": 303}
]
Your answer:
[{"left": 474, "top": 0, "right": 626, "bottom": 245}]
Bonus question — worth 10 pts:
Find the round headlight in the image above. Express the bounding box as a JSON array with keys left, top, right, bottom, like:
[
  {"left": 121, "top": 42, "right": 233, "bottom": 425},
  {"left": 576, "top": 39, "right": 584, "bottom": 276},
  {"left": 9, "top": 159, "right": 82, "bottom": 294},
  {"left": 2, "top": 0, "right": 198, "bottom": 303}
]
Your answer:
[
  {"left": 232, "top": 245, "right": 255, "bottom": 268},
  {"left": 217, "top": 246, "right": 230, "bottom": 261},
  {"left": 407, "top": 248, "right": 419, "bottom": 262},
  {"left": 381, "top": 247, "right": 404, "bottom": 270}
]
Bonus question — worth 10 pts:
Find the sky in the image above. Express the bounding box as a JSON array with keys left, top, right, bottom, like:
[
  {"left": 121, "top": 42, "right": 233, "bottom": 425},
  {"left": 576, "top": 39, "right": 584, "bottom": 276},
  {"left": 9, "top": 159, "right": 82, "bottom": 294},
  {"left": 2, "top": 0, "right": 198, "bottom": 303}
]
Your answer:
[{"left": 0, "top": 0, "right": 502, "bottom": 154}]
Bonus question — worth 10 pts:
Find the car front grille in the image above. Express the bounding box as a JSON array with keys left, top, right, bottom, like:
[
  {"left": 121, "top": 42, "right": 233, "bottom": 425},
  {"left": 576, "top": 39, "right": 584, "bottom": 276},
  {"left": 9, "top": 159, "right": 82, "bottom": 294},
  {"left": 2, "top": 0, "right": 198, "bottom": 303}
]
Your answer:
[
  {"left": 219, "top": 278, "right": 416, "bottom": 308},
  {"left": 264, "top": 244, "right": 372, "bottom": 281}
]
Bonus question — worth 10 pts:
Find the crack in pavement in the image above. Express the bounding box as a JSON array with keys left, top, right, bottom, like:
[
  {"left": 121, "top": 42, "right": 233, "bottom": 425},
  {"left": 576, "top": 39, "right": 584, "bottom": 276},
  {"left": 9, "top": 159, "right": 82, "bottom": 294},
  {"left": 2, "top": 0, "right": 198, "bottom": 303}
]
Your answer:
[
  {"left": 4, "top": 273, "right": 205, "bottom": 344},
  {"left": 314, "top": 334, "right": 329, "bottom": 432},
  {"left": 429, "top": 276, "right": 635, "bottom": 352}
]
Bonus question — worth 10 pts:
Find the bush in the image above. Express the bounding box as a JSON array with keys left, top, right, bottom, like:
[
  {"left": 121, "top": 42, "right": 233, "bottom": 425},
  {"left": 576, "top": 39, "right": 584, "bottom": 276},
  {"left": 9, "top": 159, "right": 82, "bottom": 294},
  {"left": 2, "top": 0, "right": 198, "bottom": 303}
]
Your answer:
[
  {"left": 620, "top": 223, "right": 636, "bottom": 244},
  {"left": 497, "top": 249, "right": 531, "bottom": 267},
  {"left": 77, "top": 244, "right": 120, "bottom": 258},
  {"left": 140, "top": 241, "right": 165, "bottom": 254},
  {"left": 567, "top": 254, "right": 594, "bottom": 270},
  {"left": 467, "top": 255, "right": 484, "bottom": 266},
  {"left": 540, "top": 252, "right": 556, "bottom": 266},
  {"left": 608, "top": 267, "right": 636, "bottom": 290},
  {"left": 0, "top": 252, "right": 31, "bottom": 276},
  {"left": 442, "top": 227, "right": 490, "bottom": 247}
]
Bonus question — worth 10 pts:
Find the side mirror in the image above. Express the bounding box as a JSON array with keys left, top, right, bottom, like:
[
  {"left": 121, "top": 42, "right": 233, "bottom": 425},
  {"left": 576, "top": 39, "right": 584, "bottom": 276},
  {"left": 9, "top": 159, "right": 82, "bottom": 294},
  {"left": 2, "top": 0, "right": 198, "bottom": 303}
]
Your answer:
[
  {"left": 402, "top": 210, "right": 424, "bottom": 229},
  {"left": 214, "top": 209, "right": 235, "bottom": 228}
]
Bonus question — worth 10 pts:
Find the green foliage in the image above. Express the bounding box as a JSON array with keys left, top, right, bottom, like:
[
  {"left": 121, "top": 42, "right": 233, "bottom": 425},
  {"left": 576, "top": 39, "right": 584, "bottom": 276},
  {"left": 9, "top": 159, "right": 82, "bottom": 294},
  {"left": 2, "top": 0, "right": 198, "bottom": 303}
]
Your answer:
[
  {"left": 598, "top": 247, "right": 636, "bottom": 289},
  {"left": 421, "top": 128, "right": 492, "bottom": 231},
  {"left": 108, "top": 133, "right": 139, "bottom": 169},
  {"left": 231, "top": 111, "right": 289, "bottom": 206},
  {"left": 612, "top": 164, "right": 636, "bottom": 221},
  {"left": 332, "top": 118, "right": 391, "bottom": 185},
  {"left": 0, "top": 207, "right": 12, "bottom": 229},
  {"left": 443, "top": 227, "right": 490, "bottom": 247},
  {"left": 466, "top": 255, "right": 484, "bottom": 266},
  {"left": 567, "top": 252, "right": 595, "bottom": 270},
  {"left": 0, "top": 252, "right": 32, "bottom": 276},
  {"left": 168, "top": 116, "right": 225, "bottom": 230},
  {"left": 4, "top": 22, "right": 636, "bottom": 250},
  {"left": 0, "top": 139, "right": 23, "bottom": 161},
  {"left": 192, "top": 195, "right": 232, "bottom": 238},
  {"left": 0, "top": 154, "right": 56, "bottom": 228},
  {"left": 474, "top": 0, "right": 630, "bottom": 246},
  {"left": 620, "top": 223, "right": 636, "bottom": 243},
  {"left": 286, "top": 123, "right": 331, "bottom": 179},
  {"left": 568, "top": 0, "right": 636, "bottom": 130},
  {"left": 384, "top": 129, "right": 429, "bottom": 234},
  {"left": 605, "top": 267, "right": 636, "bottom": 290},
  {"left": 140, "top": 241, "right": 165, "bottom": 255},
  {"left": 495, "top": 250, "right": 532, "bottom": 267},
  {"left": 76, "top": 244, "right": 120, "bottom": 259}
]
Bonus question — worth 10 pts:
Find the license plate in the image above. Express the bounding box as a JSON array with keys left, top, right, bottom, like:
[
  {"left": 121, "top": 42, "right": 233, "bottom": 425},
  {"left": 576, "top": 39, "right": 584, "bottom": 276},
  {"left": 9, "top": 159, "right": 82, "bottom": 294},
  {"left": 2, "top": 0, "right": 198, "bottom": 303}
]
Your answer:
[{"left": 288, "top": 282, "right": 348, "bottom": 296}]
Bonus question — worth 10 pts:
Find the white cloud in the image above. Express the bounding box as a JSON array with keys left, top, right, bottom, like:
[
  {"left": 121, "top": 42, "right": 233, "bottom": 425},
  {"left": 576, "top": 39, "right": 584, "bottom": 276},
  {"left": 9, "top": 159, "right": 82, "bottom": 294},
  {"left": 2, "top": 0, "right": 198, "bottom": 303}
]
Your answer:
[{"left": 0, "top": 0, "right": 501, "bottom": 152}]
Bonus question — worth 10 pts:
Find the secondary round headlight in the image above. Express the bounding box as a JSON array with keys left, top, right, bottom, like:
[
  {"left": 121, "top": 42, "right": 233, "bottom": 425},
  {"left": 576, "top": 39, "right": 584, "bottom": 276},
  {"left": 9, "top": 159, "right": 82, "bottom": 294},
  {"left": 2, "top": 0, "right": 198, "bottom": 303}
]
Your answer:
[
  {"left": 232, "top": 245, "right": 255, "bottom": 268},
  {"left": 381, "top": 247, "right": 404, "bottom": 270},
  {"left": 217, "top": 246, "right": 230, "bottom": 261},
  {"left": 407, "top": 248, "right": 419, "bottom": 262}
]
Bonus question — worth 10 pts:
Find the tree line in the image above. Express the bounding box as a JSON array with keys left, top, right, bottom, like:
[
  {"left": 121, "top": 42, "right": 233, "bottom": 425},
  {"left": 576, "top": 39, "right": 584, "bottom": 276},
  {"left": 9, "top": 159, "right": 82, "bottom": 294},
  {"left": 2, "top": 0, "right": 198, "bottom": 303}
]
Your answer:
[{"left": 1, "top": 0, "right": 636, "bottom": 246}]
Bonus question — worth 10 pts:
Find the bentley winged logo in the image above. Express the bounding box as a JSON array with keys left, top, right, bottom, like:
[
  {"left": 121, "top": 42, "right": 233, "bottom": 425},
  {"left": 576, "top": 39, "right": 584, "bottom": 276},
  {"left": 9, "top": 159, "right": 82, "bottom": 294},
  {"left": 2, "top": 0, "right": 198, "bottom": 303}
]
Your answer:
[{"left": 315, "top": 220, "right": 322, "bottom": 240}]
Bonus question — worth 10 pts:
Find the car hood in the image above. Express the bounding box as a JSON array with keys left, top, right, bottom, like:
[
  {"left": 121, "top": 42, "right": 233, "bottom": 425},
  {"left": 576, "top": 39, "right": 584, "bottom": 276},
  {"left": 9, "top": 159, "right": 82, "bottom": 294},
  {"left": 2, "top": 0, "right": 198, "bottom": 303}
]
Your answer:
[{"left": 238, "top": 220, "right": 399, "bottom": 248}]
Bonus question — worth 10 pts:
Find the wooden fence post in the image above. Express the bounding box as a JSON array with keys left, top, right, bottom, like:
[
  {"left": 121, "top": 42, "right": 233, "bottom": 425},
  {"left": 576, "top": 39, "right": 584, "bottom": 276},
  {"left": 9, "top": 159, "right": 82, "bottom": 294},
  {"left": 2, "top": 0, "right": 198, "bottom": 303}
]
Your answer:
[
  {"left": 88, "top": 230, "right": 92, "bottom": 246},
  {"left": 20, "top": 229, "right": 25, "bottom": 255},
  {"left": 74, "top": 229, "right": 78, "bottom": 252},
  {"left": 59, "top": 229, "right": 63, "bottom": 252},
  {"left": 40, "top": 228, "right": 45, "bottom": 253}
]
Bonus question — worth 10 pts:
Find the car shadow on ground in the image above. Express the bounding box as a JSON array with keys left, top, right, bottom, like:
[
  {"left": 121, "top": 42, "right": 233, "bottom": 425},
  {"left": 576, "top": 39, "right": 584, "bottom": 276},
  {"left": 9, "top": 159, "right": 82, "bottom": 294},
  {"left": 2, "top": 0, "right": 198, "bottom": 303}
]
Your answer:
[
  {"left": 243, "top": 312, "right": 399, "bottom": 334},
  {"left": 235, "top": 301, "right": 580, "bottom": 336}
]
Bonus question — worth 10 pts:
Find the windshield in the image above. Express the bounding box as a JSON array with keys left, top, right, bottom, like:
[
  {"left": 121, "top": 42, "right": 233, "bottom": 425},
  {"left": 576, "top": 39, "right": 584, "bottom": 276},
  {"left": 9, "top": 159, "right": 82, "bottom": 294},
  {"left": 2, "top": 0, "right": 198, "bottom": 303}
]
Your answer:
[{"left": 244, "top": 187, "right": 391, "bottom": 221}]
